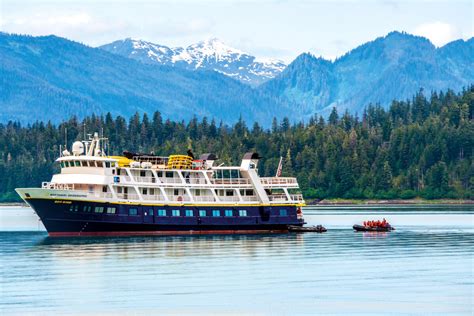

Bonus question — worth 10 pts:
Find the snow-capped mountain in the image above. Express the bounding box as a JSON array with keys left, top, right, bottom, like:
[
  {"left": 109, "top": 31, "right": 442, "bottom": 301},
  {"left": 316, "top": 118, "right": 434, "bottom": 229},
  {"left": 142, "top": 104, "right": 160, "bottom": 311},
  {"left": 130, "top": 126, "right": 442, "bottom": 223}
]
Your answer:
[{"left": 99, "top": 38, "right": 286, "bottom": 85}]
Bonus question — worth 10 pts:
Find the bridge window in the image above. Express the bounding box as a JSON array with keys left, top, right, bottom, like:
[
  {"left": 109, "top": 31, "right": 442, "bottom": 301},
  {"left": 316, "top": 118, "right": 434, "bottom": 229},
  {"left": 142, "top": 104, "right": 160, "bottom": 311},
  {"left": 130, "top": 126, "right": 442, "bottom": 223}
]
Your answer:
[
  {"left": 199, "top": 210, "right": 207, "bottom": 217},
  {"left": 239, "top": 210, "right": 248, "bottom": 216},
  {"left": 158, "top": 209, "right": 166, "bottom": 216},
  {"left": 212, "top": 210, "right": 221, "bottom": 217},
  {"left": 172, "top": 210, "right": 180, "bottom": 216},
  {"left": 279, "top": 209, "right": 288, "bottom": 216},
  {"left": 225, "top": 210, "right": 233, "bottom": 217},
  {"left": 185, "top": 210, "right": 193, "bottom": 217},
  {"left": 128, "top": 208, "right": 138, "bottom": 216}
]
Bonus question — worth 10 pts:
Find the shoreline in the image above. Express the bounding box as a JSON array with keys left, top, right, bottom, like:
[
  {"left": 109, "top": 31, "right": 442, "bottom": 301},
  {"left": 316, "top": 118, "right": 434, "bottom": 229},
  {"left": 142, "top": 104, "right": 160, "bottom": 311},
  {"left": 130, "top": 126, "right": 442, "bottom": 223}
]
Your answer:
[{"left": 307, "top": 198, "right": 474, "bottom": 205}]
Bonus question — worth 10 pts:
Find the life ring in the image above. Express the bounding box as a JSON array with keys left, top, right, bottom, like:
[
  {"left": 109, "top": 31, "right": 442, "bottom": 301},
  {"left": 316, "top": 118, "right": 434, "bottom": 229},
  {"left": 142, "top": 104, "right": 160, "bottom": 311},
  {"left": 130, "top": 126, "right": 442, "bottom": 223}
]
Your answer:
[{"left": 177, "top": 196, "right": 183, "bottom": 202}]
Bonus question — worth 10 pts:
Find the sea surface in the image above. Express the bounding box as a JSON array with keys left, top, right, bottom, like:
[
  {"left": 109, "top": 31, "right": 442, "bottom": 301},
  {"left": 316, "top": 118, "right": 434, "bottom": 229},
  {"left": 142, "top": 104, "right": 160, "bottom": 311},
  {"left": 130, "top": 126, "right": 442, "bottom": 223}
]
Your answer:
[{"left": 1, "top": 205, "right": 473, "bottom": 315}]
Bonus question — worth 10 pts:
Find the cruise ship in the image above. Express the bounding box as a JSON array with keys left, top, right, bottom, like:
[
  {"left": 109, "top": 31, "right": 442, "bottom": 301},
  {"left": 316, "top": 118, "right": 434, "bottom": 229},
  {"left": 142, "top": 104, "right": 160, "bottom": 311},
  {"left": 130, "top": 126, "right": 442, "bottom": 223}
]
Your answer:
[{"left": 16, "top": 133, "right": 305, "bottom": 236}]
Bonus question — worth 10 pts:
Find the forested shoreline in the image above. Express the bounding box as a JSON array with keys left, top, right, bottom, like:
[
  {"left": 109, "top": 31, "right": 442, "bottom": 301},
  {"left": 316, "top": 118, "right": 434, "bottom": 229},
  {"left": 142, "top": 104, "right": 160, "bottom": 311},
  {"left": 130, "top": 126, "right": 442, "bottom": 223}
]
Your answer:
[{"left": 1, "top": 87, "right": 473, "bottom": 202}]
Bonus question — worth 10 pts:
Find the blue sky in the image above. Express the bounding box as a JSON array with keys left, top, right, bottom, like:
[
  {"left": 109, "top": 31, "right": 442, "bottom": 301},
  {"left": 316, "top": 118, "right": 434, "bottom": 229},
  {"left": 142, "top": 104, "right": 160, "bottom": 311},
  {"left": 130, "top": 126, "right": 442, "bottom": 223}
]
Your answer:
[{"left": 1, "top": 0, "right": 472, "bottom": 62}]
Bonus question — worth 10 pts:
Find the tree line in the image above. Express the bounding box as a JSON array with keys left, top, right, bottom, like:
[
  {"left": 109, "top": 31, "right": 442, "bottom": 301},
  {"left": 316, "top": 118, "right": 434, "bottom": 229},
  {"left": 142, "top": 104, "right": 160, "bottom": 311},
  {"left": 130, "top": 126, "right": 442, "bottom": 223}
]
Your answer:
[{"left": 1, "top": 87, "right": 473, "bottom": 202}]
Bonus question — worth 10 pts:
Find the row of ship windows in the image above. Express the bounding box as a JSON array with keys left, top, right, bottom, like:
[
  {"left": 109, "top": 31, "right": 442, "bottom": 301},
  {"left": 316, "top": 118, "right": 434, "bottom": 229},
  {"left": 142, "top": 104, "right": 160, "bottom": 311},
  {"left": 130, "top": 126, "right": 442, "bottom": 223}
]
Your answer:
[
  {"left": 69, "top": 205, "right": 289, "bottom": 217},
  {"left": 61, "top": 161, "right": 116, "bottom": 168}
]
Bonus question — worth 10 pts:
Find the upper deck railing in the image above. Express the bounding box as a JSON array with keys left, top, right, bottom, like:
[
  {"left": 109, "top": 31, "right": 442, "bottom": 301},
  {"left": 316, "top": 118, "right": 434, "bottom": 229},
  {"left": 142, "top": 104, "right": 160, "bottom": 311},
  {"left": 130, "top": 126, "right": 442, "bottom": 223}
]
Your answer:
[{"left": 260, "top": 177, "right": 298, "bottom": 186}]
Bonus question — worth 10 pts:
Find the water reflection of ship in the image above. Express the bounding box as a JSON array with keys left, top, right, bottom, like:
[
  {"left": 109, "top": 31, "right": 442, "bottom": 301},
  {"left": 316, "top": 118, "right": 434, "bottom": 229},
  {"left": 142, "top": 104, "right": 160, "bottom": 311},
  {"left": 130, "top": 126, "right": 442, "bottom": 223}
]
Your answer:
[{"left": 36, "top": 233, "right": 308, "bottom": 259}]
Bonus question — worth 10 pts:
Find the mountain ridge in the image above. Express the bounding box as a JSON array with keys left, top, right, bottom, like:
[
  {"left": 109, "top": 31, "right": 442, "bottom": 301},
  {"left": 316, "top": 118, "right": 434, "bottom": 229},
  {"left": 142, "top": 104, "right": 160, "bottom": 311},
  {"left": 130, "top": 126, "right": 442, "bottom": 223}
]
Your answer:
[
  {"left": 0, "top": 33, "right": 283, "bottom": 125},
  {"left": 261, "top": 31, "right": 473, "bottom": 117},
  {"left": 100, "top": 38, "right": 286, "bottom": 85}
]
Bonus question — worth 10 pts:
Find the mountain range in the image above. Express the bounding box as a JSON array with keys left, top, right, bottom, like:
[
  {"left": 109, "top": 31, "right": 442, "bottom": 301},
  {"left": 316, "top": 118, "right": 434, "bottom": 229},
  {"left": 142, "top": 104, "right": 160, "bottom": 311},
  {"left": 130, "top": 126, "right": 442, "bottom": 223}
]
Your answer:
[
  {"left": 100, "top": 38, "right": 286, "bottom": 85},
  {"left": 261, "top": 31, "right": 474, "bottom": 116},
  {"left": 1, "top": 31, "right": 472, "bottom": 125},
  {"left": 0, "top": 33, "right": 281, "bottom": 125}
]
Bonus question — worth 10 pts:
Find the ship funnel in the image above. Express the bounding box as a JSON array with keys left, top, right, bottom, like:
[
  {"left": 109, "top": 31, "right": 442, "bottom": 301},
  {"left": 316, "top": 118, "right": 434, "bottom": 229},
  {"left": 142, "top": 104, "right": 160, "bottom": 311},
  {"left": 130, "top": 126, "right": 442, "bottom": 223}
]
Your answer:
[{"left": 241, "top": 152, "right": 261, "bottom": 170}]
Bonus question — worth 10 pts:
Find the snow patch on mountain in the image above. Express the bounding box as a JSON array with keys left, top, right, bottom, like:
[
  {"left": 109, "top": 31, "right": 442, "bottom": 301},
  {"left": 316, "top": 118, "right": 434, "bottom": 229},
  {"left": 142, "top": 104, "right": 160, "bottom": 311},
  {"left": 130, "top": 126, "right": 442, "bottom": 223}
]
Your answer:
[{"left": 100, "top": 38, "right": 286, "bottom": 85}]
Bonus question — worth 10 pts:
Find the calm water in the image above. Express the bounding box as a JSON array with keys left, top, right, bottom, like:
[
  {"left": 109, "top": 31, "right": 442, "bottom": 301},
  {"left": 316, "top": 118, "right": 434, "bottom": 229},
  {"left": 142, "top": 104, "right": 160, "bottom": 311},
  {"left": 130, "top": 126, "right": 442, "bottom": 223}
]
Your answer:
[{"left": 1, "top": 205, "right": 473, "bottom": 315}]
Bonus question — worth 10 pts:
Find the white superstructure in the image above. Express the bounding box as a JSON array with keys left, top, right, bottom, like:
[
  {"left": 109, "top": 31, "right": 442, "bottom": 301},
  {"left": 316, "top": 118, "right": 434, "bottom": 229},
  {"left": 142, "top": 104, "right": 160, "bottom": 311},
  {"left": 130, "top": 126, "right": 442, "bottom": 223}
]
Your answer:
[{"left": 31, "top": 133, "right": 305, "bottom": 206}]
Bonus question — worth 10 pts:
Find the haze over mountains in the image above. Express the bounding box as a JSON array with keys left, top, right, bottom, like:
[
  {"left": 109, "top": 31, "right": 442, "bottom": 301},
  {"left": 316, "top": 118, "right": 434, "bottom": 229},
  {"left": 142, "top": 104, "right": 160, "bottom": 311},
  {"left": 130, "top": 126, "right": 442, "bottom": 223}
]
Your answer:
[{"left": 1, "top": 31, "right": 472, "bottom": 125}]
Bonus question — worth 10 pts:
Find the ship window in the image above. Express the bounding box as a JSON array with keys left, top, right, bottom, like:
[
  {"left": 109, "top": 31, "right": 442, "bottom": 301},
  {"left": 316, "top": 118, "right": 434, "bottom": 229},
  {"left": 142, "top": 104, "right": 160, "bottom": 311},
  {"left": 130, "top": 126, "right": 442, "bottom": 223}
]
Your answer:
[
  {"left": 195, "top": 189, "right": 201, "bottom": 196},
  {"left": 245, "top": 189, "right": 254, "bottom": 196},
  {"left": 75, "top": 161, "right": 80, "bottom": 167},
  {"left": 102, "top": 186, "right": 107, "bottom": 193},
  {"left": 149, "top": 188, "right": 155, "bottom": 195},
  {"left": 157, "top": 171, "right": 163, "bottom": 177},
  {"left": 80, "top": 161, "right": 86, "bottom": 167},
  {"left": 129, "top": 208, "right": 138, "bottom": 216},
  {"left": 140, "top": 170, "right": 146, "bottom": 177},
  {"left": 64, "top": 161, "right": 69, "bottom": 167},
  {"left": 172, "top": 210, "right": 180, "bottom": 216},
  {"left": 107, "top": 207, "right": 116, "bottom": 214},
  {"left": 96, "top": 161, "right": 103, "bottom": 168},
  {"left": 142, "top": 188, "right": 147, "bottom": 195},
  {"left": 226, "top": 190, "right": 234, "bottom": 196},
  {"left": 147, "top": 209, "right": 153, "bottom": 216},
  {"left": 239, "top": 210, "right": 248, "bottom": 217},
  {"left": 60, "top": 162, "right": 65, "bottom": 168},
  {"left": 105, "top": 161, "right": 110, "bottom": 168},
  {"left": 185, "top": 210, "right": 193, "bottom": 217},
  {"left": 174, "top": 189, "right": 179, "bottom": 196},
  {"left": 166, "top": 171, "right": 173, "bottom": 178},
  {"left": 199, "top": 210, "right": 207, "bottom": 217},
  {"left": 279, "top": 209, "right": 288, "bottom": 216},
  {"left": 94, "top": 206, "right": 104, "bottom": 213},
  {"left": 212, "top": 210, "right": 221, "bottom": 217},
  {"left": 158, "top": 209, "right": 166, "bottom": 216},
  {"left": 225, "top": 210, "right": 233, "bottom": 217}
]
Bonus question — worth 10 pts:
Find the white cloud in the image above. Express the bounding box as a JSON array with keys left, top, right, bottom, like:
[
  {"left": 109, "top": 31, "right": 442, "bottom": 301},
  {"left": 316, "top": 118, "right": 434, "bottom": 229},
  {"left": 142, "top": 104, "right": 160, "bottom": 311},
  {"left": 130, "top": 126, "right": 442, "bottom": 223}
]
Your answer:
[
  {"left": 413, "top": 22, "right": 461, "bottom": 46},
  {"left": 1, "top": 12, "right": 128, "bottom": 43}
]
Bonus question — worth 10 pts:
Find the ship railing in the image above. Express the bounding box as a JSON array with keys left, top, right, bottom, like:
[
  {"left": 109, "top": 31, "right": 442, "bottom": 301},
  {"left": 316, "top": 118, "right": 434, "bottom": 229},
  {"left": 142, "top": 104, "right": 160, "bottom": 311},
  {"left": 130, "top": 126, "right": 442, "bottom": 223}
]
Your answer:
[
  {"left": 168, "top": 195, "right": 192, "bottom": 202},
  {"left": 194, "top": 196, "right": 216, "bottom": 202},
  {"left": 260, "top": 177, "right": 298, "bottom": 186},
  {"left": 210, "top": 178, "right": 251, "bottom": 185},
  {"left": 289, "top": 194, "right": 304, "bottom": 202},
  {"left": 185, "top": 178, "right": 208, "bottom": 185},
  {"left": 87, "top": 192, "right": 114, "bottom": 199},
  {"left": 240, "top": 196, "right": 259, "bottom": 202},
  {"left": 134, "top": 176, "right": 158, "bottom": 183},
  {"left": 118, "top": 176, "right": 132, "bottom": 183},
  {"left": 217, "top": 196, "right": 240, "bottom": 202},
  {"left": 116, "top": 193, "right": 140, "bottom": 200},
  {"left": 42, "top": 182, "right": 75, "bottom": 190},
  {"left": 268, "top": 194, "right": 288, "bottom": 202},
  {"left": 142, "top": 194, "right": 166, "bottom": 201},
  {"left": 159, "top": 178, "right": 184, "bottom": 184}
]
